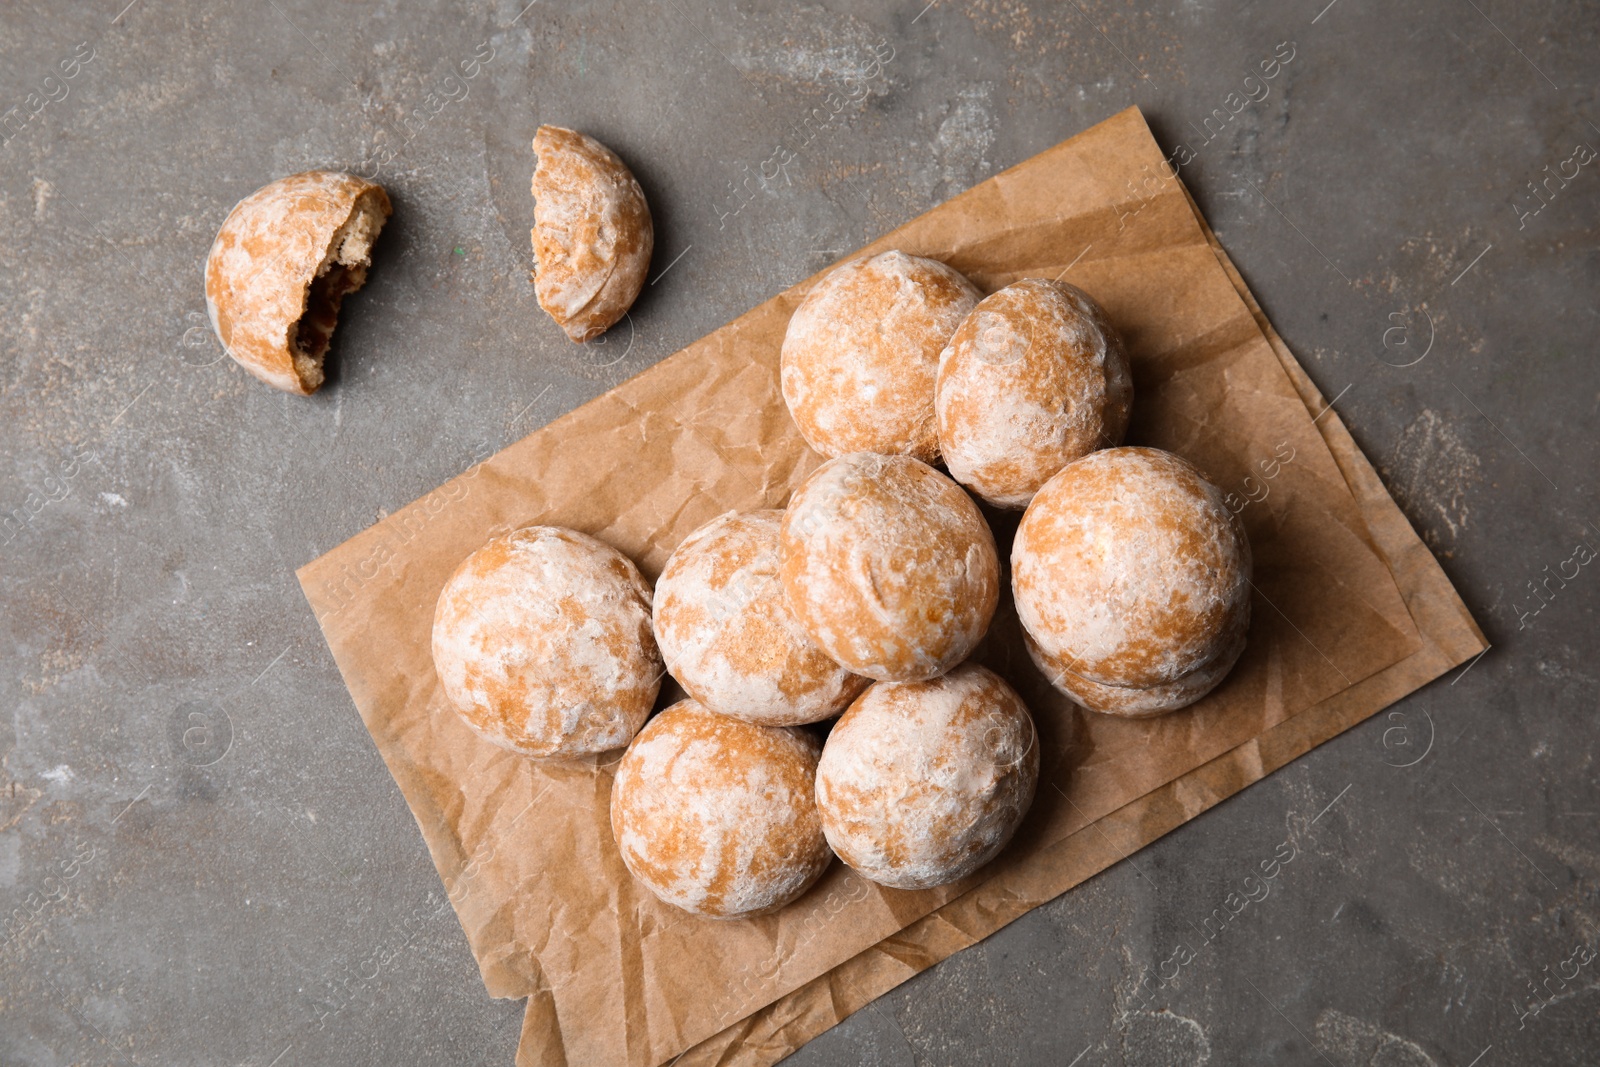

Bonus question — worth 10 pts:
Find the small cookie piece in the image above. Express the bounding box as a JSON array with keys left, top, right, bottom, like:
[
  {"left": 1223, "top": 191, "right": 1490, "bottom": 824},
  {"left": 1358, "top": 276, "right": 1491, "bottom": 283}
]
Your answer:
[
  {"left": 653, "top": 510, "right": 868, "bottom": 726},
  {"left": 205, "top": 170, "right": 391, "bottom": 395},
  {"left": 780, "top": 251, "right": 981, "bottom": 462},
  {"left": 815, "top": 664, "right": 1039, "bottom": 890},
  {"left": 780, "top": 452, "right": 999, "bottom": 683},
  {"left": 610, "top": 701, "right": 832, "bottom": 918},
  {"left": 531, "top": 125, "right": 653, "bottom": 342},
  {"left": 1012, "top": 447, "right": 1251, "bottom": 715},
  {"left": 431, "top": 526, "right": 662, "bottom": 759},
  {"left": 936, "top": 279, "right": 1133, "bottom": 509}
]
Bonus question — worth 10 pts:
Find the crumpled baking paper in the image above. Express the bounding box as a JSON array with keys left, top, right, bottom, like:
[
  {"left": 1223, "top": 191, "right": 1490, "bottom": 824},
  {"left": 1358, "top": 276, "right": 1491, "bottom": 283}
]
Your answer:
[{"left": 297, "top": 107, "right": 1483, "bottom": 1067}]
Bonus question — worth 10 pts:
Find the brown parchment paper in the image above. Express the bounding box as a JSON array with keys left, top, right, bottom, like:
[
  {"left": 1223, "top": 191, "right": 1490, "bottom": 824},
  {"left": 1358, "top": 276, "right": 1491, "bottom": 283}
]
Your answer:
[
  {"left": 296, "top": 107, "right": 1477, "bottom": 1067},
  {"left": 635, "top": 175, "right": 1488, "bottom": 1067}
]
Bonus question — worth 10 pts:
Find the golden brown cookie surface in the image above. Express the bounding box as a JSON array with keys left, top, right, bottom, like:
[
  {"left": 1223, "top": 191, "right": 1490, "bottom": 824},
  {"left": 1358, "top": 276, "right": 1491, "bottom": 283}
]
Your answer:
[
  {"left": 780, "top": 452, "right": 999, "bottom": 683},
  {"left": 205, "top": 170, "right": 391, "bottom": 395},
  {"left": 531, "top": 125, "right": 653, "bottom": 342},
  {"left": 1024, "top": 604, "right": 1249, "bottom": 717},
  {"left": 936, "top": 279, "right": 1132, "bottom": 509},
  {"left": 1012, "top": 447, "right": 1252, "bottom": 693},
  {"left": 431, "top": 526, "right": 661, "bottom": 759},
  {"left": 815, "top": 664, "right": 1039, "bottom": 890},
  {"left": 610, "top": 701, "right": 831, "bottom": 918},
  {"left": 654, "top": 510, "right": 867, "bottom": 725},
  {"left": 780, "top": 250, "right": 980, "bottom": 462}
]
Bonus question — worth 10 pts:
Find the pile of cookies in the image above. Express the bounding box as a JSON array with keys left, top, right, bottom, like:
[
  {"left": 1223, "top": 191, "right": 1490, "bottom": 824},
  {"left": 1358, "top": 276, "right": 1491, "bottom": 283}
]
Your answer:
[
  {"left": 201, "top": 131, "right": 1250, "bottom": 921},
  {"left": 430, "top": 250, "right": 1251, "bottom": 920}
]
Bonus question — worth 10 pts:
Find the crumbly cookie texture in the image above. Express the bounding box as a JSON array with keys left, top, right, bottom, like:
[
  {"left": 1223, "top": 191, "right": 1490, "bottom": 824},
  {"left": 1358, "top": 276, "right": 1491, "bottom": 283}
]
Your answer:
[
  {"left": 531, "top": 125, "right": 653, "bottom": 342},
  {"left": 610, "top": 701, "right": 831, "bottom": 918},
  {"left": 205, "top": 170, "right": 391, "bottom": 395},
  {"left": 431, "top": 526, "right": 661, "bottom": 759},
  {"left": 781, "top": 250, "right": 981, "bottom": 462}
]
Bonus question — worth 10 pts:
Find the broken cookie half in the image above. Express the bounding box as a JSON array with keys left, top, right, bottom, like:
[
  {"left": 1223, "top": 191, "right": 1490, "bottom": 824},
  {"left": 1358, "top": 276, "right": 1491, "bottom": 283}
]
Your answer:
[
  {"left": 531, "top": 126, "right": 653, "bottom": 343},
  {"left": 205, "top": 171, "right": 391, "bottom": 395}
]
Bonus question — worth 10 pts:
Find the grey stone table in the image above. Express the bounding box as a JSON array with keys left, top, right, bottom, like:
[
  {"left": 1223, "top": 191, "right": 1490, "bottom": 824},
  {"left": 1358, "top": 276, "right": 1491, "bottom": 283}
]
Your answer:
[{"left": 2, "top": 1, "right": 1595, "bottom": 1064}]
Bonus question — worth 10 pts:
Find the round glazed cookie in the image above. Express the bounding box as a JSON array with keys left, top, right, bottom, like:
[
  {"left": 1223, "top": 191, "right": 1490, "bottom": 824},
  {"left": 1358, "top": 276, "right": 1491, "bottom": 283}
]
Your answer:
[
  {"left": 815, "top": 664, "right": 1039, "bottom": 890},
  {"left": 1012, "top": 447, "right": 1252, "bottom": 711},
  {"left": 205, "top": 170, "right": 392, "bottom": 395},
  {"left": 780, "top": 250, "right": 981, "bottom": 462},
  {"left": 935, "top": 279, "right": 1133, "bottom": 509},
  {"left": 653, "top": 510, "right": 868, "bottom": 725},
  {"left": 780, "top": 452, "right": 1000, "bottom": 683},
  {"left": 610, "top": 701, "right": 832, "bottom": 918},
  {"left": 531, "top": 125, "right": 653, "bottom": 343},
  {"left": 431, "top": 526, "right": 662, "bottom": 759}
]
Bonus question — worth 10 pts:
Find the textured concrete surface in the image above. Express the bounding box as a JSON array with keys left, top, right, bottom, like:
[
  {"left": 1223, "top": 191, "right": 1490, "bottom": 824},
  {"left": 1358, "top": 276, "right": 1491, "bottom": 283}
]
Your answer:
[{"left": 2, "top": 1, "right": 1597, "bottom": 1065}]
